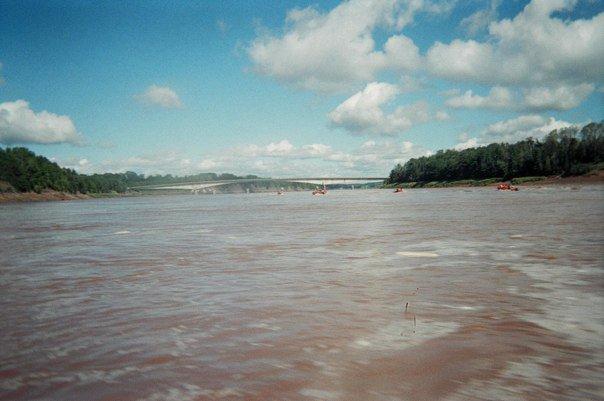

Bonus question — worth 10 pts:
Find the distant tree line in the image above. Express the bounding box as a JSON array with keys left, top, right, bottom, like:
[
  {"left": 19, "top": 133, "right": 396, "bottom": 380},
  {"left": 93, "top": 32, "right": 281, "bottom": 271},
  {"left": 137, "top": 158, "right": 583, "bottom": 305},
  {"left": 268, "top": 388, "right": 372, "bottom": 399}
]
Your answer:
[
  {"left": 0, "top": 147, "right": 258, "bottom": 194},
  {"left": 387, "top": 122, "right": 604, "bottom": 184}
]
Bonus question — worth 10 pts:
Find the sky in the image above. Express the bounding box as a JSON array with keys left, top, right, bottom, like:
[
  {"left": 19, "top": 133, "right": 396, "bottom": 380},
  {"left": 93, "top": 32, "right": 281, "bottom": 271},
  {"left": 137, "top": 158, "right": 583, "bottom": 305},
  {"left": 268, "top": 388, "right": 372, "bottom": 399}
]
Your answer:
[{"left": 0, "top": 0, "right": 603, "bottom": 177}]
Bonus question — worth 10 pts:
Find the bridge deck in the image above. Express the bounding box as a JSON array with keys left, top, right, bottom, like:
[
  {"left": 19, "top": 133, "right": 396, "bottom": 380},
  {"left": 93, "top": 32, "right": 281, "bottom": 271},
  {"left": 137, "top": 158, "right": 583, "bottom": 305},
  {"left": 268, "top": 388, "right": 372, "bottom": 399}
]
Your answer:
[{"left": 131, "top": 177, "right": 386, "bottom": 190}]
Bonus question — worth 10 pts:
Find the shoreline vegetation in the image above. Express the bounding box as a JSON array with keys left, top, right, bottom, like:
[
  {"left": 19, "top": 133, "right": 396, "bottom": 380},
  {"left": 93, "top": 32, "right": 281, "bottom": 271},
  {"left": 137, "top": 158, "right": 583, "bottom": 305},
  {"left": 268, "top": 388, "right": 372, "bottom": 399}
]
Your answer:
[
  {"left": 386, "top": 122, "right": 603, "bottom": 187},
  {"left": 0, "top": 167, "right": 604, "bottom": 203},
  {"left": 1, "top": 122, "right": 603, "bottom": 203},
  {"left": 0, "top": 147, "right": 262, "bottom": 196},
  {"left": 1, "top": 171, "right": 603, "bottom": 203},
  {"left": 383, "top": 169, "right": 604, "bottom": 189}
]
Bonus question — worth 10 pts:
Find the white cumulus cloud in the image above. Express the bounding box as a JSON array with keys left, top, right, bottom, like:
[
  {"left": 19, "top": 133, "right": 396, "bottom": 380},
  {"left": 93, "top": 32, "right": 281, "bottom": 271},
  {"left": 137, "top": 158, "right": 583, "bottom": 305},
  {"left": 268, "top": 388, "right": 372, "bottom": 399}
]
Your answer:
[
  {"left": 248, "top": 0, "right": 425, "bottom": 92},
  {"left": 454, "top": 114, "right": 576, "bottom": 149},
  {"left": 483, "top": 114, "right": 574, "bottom": 143},
  {"left": 134, "top": 85, "right": 183, "bottom": 109},
  {"left": 460, "top": 0, "right": 501, "bottom": 36},
  {"left": 198, "top": 159, "right": 218, "bottom": 171},
  {"left": 329, "top": 82, "right": 440, "bottom": 135},
  {"left": 435, "top": 110, "right": 450, "bottom": 121},
  {"left": 301, "top": 143, "right": 332, "bottom": 156},
  {"left": 444, "top": 83, "right": 595, "bottom": 111},
  {"left": 453, "top": 132, "right": 477, "bottom": 150},
  {"left": 445, "top": 86, "right": 513, "bottom": 109},
  {"left": 0, "top": 100, "right": 83, "bottom": 145},
  {"left": 427, "top": 0, "right": 604, "bottom": 86},
  {"left": 522, "top": 83, "right": 595, "bottom": 111}
]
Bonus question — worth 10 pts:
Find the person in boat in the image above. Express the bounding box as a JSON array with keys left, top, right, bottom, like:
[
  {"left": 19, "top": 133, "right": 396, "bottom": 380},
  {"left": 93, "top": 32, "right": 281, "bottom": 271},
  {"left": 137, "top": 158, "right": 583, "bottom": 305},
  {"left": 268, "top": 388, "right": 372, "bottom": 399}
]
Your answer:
[{"left": 497, "top": 183, "right": 519, "bottom": 191}]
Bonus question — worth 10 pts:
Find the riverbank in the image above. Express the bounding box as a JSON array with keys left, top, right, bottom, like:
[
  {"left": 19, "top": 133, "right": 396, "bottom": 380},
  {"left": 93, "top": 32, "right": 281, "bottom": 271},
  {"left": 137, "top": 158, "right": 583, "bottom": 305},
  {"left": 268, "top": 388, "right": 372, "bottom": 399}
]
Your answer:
[
  {"left": 519, "top": 170, "right": 604, "bottom": 186},
  {"left": 386, "top": 169, "right": 604, "bottom": 189},
  {"left": 0, "top": 190, "right": 144, "bottom": 203},
  {"left": 2, "top": 171, "right": 603, "bottom": 203}
]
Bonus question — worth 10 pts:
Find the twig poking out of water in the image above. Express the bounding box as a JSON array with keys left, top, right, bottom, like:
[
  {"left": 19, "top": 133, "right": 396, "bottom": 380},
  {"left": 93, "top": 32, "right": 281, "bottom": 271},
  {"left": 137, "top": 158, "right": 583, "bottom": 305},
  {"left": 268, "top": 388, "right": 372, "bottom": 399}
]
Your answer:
[
  {"left": 405, "top": 302, "right": 408, "bottom": 311},
  {"left": 400, "top": 312, "right": 417, "bottom": 336}
]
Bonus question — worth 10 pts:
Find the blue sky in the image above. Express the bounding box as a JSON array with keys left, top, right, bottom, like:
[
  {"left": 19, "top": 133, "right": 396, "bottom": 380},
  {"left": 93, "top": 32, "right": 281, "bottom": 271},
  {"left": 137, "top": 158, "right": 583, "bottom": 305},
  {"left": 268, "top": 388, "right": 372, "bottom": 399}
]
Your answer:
[{"left": 0, "top": 0, "right": 602, "bottom": 177}]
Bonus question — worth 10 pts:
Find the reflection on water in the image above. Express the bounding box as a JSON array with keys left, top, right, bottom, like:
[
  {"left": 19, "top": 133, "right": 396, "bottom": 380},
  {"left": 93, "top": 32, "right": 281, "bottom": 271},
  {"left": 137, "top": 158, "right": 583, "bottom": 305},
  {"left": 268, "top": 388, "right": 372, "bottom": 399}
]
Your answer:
[{"left": 0, "top": 188, "right": 603, "bottom": 400}]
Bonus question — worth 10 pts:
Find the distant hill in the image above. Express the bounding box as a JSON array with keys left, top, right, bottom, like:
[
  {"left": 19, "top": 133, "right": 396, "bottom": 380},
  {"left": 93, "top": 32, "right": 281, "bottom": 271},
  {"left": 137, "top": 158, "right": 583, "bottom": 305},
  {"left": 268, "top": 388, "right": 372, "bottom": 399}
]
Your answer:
[
  {"left": 387, "top": 122, "right": 604, "bottom": 185},
  {"left": 0, "top": 147, "right": 257, "bottom": 194}
]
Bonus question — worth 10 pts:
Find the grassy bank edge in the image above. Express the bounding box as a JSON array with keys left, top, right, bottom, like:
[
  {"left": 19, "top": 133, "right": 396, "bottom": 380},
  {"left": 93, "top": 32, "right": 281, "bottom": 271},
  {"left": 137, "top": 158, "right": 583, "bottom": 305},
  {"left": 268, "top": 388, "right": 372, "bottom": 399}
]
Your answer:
[{"left": 0, "top": 190, "right": 145, "bottom": 203}]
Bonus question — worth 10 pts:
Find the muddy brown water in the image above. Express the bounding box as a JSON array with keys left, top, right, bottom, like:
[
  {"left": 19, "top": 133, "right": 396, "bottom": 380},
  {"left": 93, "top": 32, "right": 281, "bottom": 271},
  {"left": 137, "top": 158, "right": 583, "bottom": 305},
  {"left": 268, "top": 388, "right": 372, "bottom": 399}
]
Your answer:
[{"left": 1, "top": 187, "right": 603, "bottom": 400}]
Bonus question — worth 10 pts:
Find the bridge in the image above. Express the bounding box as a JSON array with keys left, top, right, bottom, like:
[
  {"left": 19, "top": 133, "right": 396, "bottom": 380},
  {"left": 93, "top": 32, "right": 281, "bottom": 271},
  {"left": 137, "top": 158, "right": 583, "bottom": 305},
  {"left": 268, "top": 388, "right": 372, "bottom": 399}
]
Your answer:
[{"left": 130, "top": 177, "right": 386, "bottom": 192}]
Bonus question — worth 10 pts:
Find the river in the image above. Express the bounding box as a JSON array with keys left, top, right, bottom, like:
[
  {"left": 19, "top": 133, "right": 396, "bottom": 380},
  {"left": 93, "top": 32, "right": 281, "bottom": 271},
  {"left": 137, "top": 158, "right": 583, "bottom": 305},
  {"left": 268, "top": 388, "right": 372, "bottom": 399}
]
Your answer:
[{"left": 1, "top": 187, "right": 603, "bottom": 400}]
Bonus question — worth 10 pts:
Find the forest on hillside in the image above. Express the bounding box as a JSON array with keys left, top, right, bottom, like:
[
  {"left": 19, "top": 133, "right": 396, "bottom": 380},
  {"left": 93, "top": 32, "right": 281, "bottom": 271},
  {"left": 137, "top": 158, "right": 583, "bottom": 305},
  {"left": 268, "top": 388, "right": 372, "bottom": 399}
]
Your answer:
[
  {"left": 0, "top": 147, "right": 257, "bottom": 194},
  {"left": 387, "top": 122, "right": 604, "bottom": 185}
]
